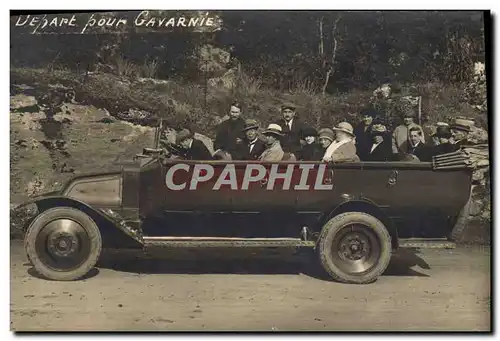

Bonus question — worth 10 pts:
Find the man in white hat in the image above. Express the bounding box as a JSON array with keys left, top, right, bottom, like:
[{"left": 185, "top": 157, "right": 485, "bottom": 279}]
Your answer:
[
  {"left": 322, "top": 122, "right": 359, "bottom": 163},
  {"left": 258, "top": 124, "right": 286, "bottom": 162}
]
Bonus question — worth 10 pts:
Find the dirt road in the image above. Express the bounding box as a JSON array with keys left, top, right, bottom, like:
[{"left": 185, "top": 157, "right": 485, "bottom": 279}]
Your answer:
[{"left": 10, "top": 240, "right": 491, "bottom": 332}]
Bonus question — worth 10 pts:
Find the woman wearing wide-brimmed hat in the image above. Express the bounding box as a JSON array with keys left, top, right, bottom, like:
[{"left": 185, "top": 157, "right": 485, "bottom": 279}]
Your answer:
[
  {"left": 364, "top": 124, "right": 393, "bottom": 162},
  {"left": 258, "top": 123, "right": 287, "bottom": 162},
  {"left": 322, "top": 122, "right": 360, "bottom": 163}
]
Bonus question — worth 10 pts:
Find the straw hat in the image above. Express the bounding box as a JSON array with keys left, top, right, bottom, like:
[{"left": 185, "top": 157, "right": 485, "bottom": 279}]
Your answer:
[
  {"left": 450, "top": 118, "right": 472, "bottom": 133},
  {"left": 262, "top": 123, "right": 285, "bottom": 136},
  {"left": 332, "top": 122, "right": 355, "bottom": 137},
  {"left": 435, "top": 121, "right": 450, "bottom": 127},
  {"left": 318, "top": 128, "right": 335, "bottom": 142}
]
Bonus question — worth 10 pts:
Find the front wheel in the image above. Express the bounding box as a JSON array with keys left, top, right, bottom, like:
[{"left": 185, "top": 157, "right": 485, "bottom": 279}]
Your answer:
[
  {"left": 317, "top": 212, "right": 392, "bottom": 284},
  {"left": 24, "top": 207, "right": 102, "bottom": 281}
]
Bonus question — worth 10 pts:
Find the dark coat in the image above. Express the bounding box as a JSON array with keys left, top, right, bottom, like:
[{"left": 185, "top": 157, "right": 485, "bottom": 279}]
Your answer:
[
  {"left": 353, "top": 122, "right": 373, "bottom": 161},
  {"left": 214, "top": 117, "right": 246, "bottom": 155},
  {"left": 408, "top": 142, "right": 432, "bottom": 162},
  {"left": 431, "top": 142, "right": 460, "bottom": 157},
  {"left": 297, "top": 143, "right": 324, "bottom": 161},
  {"left": 275, "top": 118, "right": 307, "bottom": 154},
  {"left": 185, "top": 139, "right": 213, "bottom": 160},
  {"left": 365, "top": 139, "right": 393, "bottom": 162},
  {"left": 236, "top": 138, "right": 267, "bottom": 160}
]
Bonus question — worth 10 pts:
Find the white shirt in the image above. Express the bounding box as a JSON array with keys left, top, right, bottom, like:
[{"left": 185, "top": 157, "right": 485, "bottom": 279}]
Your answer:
[
  {"left": 370, "top": 141, "right": 383, "bottom": 153},
  {"left": 322, "top": 138, "right": 351, "bottom": 162},
  {"left": 285, "top": 119, "right": 293, "bottom": 130},
  {"left": 248, "top": 138, "right": 258, "bottom": 152}
]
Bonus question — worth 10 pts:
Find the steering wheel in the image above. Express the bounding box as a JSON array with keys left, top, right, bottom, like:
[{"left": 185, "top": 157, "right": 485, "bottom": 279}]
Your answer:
[{"left": 162, "top": 140, "right": 187, "bottom": 157}]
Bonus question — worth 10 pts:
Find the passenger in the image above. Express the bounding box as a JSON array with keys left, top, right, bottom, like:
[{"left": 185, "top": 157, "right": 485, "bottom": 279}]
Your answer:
[
  {"left": 275, "top": 102, "right": 307, "bottom": 155},
  {"left": 354, "top": 110, "right": 377, "bottom": 161},
  {"left": 176, "top": 129, "right": 213, "bottom": 160},
  {"left": 392, "top": 110, "right": 425, "bottom": 154},
  {"left": 297, "top": 127, "right": 324, "bottom": 161},
  {"left": 407, "top": 127, "right": 432, "bottom": 162},
  {"left": 431, "top": 125, "right": 459, "bottom": 156},
  {"left": 214, "top": 101, "right": 246, "bottom": 159},
  {"left": 450, "top": 118, "right": 472, "bottom": 148},
  {"left": 317, "top": 128, "right": 335, "bottom": 159},
  {"left": 431, "top": 122, "right": 451, "bottom": 146},
  {"left": 365, "top": 124, "right": 393, "bottom": 162},
  {"left": 238, "top": 119, "right": 266, "bottom": 160},
  {"left": 322, "top": 122, "right": 359, "bottom": 163},
  {"left": 258, "top": 124, "right": 285, "bottom": 162}
]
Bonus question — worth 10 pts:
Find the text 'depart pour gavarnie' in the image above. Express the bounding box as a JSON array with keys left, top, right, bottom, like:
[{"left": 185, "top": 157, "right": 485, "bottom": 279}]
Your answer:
[{"left": 14, "top": 11, "right": 217, "bottom": 34}]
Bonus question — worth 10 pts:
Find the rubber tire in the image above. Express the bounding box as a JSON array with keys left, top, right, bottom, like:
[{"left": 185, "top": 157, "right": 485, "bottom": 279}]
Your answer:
[
  {"left": 448, "top": 197, "right": 472, "bottom": 242},
  {"left": 318, "top": 212, "right": 392, "bottom": 284},
  {"left": 24, "top": 207, "right": 102, "bottom": 281}
]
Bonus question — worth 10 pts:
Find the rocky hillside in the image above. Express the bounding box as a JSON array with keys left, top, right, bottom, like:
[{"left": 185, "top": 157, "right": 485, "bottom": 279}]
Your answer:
[{"left": 10, "top": 86, "right": 157, "bottom": 204}]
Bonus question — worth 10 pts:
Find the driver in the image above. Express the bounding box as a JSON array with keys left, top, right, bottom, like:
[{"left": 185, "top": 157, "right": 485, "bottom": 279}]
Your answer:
[{"left": 175, "top": 129, "right": 213, "bottom": 160}]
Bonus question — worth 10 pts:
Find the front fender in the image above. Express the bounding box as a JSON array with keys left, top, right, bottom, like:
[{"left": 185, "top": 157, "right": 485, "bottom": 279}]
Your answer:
[{"left": 12, "top": 196, "right": 143, "bottom": 248}]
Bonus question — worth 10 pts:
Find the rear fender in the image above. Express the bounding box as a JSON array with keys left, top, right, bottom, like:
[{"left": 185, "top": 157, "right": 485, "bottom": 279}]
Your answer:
[
  {"left": 14, "top": 196, "right": 144, "bottom": 249},
  {"left": 323, "top": 199, "right": 398, "bottom": 249}
]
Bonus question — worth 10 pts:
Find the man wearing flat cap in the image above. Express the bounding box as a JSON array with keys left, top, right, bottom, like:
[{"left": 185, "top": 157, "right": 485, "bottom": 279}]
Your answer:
[
  {"left": 392, "top": 110, "right": 425, "bottom": 155},
  {"left": 176, "top": 128, "right": 213, "bottom": 160},
  {"left": 354, "top": 110, "right": 378, "bottom": 161},
  {"left": 275, "top": 102, "right": 307, "bottom": 155},
  {"left": 258, "top": 124, "right": 287, "bottom": 162},
  {"left": 237, "top": 119, "right": 267, "bottom": 160},
  {"left": 450, "top": 118, "right": 472, "bottom": 148},
  {"left": 322, "top": 122, "right": 360, "bottom": 163}
]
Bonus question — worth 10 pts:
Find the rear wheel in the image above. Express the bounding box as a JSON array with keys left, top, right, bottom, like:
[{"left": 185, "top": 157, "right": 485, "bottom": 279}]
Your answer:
[
  {"left": 318, "top": 212, "right": 392, "bottom": 284},
  {"left": 24, "top": 207, "right": 102, "bottom": 281}
]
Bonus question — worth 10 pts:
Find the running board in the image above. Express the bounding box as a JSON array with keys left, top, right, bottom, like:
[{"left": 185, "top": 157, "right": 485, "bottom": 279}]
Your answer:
[
  {"left": 398, "top": 238, "right": 456, "bottom": 249},
  {"left": 143, "top": 236, "right": 316, "bottom": 248}
]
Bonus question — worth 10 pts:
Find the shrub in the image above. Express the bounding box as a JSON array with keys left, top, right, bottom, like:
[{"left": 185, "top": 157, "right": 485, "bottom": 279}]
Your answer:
[
  {"left": 115, "top": 56, "right": 139, "bottom": 78},
  {"left": 141, "top": 58, "right": 160, "bottom": 78}
]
